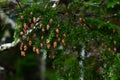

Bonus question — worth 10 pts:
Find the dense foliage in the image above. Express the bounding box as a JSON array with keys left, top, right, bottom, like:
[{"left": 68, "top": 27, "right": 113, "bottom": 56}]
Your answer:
[{"left": 1, "top": 0, "right": 120, "bottom": 80}]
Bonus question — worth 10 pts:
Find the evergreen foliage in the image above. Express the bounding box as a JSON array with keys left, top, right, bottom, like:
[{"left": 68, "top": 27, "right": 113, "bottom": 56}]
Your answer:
[{"left": 13, "top": 0, "right": 120, "bottom": 79}]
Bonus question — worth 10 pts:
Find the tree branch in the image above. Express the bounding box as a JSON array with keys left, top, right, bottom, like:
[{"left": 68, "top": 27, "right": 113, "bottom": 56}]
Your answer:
[
  {"left": 0, "top": 17, "right": 41, "bottom": 52},
  {"left": 0, "top": 0, "right": 55, "bottom": 52},
  {"left": 0, "top": 39, "right": 20, "bottom": 51}
]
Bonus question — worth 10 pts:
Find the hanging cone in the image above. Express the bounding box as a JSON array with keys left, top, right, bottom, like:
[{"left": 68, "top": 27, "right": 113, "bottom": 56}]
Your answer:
[
  {"left": 29, "top": 40, "right": 32, "bottom": 46},
  {"left": 40, "top": 43, "right": 44, "bottom": 48},
  {"left": 30, "top": 11, "right": 33, "bottom": 16},
  {"left": 33, "top": 17, "right": 36, "bottom": 23},
  {"left": 36, "top": 48, "right": 40, "bottom": 54},
  {"left": 33, "top": 46, "right": 36, "bottom": 52},
  {"left": 47, "top": 43, "right": 51, "bottom": 49},
  {"left": 46, "top": 24, "right": 50, "bottom": 30},
  {"left": 56, "top": 28, "right": 59, "bottom": 33},
  {"left": 21, "top": 51, "right": 26, "bottom": 56},
  {"left": 49, "top": 18, "right": 53, "bottom": 24},
  {"left": 53, "top": 41, "right": 57, "bottom": 48},
  {"left": 41, "top": 36, "right": 44, "bottom": 40}
]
